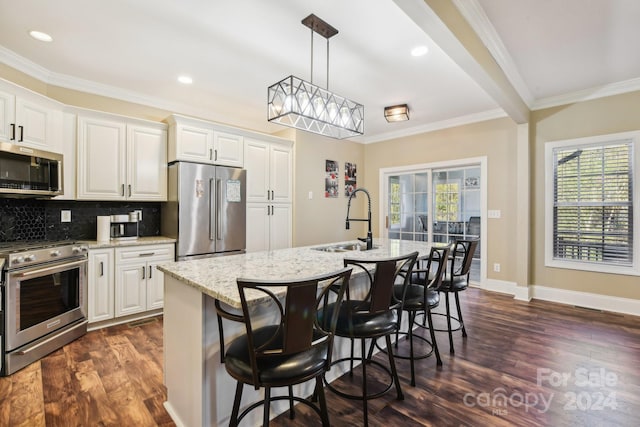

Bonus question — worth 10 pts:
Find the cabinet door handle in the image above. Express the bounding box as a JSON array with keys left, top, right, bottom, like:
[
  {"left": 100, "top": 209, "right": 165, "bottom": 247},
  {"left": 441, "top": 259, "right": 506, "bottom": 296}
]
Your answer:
[
  {"left": 209, "top": 148, "right": 213, "bottom": 161},
  {"left": 267, "top": 190, "right": 270, "bottom": 201},
  {"left": 214, "top": 149, "right": 218, "bottom": 161},
  {"left": 100, "top": 261, "right": 104, "bottom": 277},
  {"left": 18, "top": 125, "right": 24, "bottom": 142},
  {"left": 128, "top": 184, "right": 132, "bottom": 197},
  {"left": 121, "top": 184, "right": 125, "bottom": 196},
  {"left": 149, "top": 265, "right": 152, "bottom": 279},
  {"left": 142, "top": 266, "right": 146, "bottom": 279},
  {"left": 271, "top": 190, "right": 274, "bottom": 200},
  {"left": 10, "top": 123, "right": 15, "bottom": 141}
]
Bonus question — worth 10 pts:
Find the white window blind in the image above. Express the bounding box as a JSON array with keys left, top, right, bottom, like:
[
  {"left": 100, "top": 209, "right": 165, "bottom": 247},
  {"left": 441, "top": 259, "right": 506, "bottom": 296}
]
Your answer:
[{"left": 552, "top": 141, "right": 633, "bottom": 265}]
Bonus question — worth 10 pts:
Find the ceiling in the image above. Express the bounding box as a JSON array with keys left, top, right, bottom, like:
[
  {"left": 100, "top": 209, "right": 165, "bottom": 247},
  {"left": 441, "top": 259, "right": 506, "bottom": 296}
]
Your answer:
[{"left": 1, "top": 0, "right": 639, "bottom": 143}]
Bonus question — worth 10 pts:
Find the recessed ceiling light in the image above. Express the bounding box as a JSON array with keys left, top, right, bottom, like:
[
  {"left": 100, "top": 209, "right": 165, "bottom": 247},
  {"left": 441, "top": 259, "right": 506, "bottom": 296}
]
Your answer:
[
  {"left": 177, "top": 75, "right": 193, "bottom": 85},
  {"left": 29, "top": 30, "right": 53, "bottom": 42},
  {"left": 411, "top": 45, "right": 428, "bottom": 57}
]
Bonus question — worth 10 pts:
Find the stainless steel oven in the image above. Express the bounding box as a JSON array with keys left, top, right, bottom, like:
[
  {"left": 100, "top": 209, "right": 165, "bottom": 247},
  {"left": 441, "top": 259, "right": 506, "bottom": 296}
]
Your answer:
[{"left": 0, "top": 242, "right": 88, "bottom": 375}]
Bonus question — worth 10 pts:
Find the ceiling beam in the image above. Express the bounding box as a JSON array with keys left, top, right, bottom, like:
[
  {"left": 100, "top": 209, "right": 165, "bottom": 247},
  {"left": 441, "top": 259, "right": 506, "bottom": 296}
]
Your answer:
[{"left": 394, "top": 0, "right": 530, "bottom": 124}]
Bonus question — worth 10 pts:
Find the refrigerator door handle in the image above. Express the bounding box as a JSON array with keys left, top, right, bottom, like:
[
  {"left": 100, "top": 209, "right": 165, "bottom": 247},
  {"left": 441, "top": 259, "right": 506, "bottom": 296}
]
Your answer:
[
  {"left": 209, "top": 178, "right": 216, "bottom": 241},
  {"left": 216, "top": 178, "right": 222, "bottom": 241}
]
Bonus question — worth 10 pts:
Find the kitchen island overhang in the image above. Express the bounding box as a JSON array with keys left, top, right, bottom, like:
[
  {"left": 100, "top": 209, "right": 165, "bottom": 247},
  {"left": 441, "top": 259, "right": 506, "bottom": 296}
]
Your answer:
[{"left": 158, "top": 238, "right": 433, "bottom": 427}]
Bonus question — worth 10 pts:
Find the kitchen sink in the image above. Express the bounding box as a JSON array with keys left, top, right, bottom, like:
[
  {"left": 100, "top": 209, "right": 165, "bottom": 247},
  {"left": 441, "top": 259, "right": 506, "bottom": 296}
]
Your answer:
[{"left": 313, "top": 243, "right": 379, "bottom": 252}]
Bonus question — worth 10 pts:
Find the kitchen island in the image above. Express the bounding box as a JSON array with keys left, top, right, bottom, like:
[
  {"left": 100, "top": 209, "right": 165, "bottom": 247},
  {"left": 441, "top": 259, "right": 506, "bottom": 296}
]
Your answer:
[{"left": 158, "top": 238, "right": 432, "bottom": 427}]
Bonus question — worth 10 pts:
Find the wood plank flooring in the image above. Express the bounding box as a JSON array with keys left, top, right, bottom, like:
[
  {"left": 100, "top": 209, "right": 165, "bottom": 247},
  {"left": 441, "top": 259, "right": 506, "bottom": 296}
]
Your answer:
[{"left": 1, "top": 288, "right": 639, "bottom": 426}]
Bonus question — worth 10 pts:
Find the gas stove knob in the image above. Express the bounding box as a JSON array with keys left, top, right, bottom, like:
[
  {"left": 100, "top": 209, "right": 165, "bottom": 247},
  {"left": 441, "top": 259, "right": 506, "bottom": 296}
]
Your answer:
[
  {"left": 51, "top": 250, "right": 61, "bottom": 257},
  {"left": 24, "top": 254, "right": 36, "bottom": 262},
  {"left": 14, "top": 256, "right": 24, "bottom": 264},
  {"left": 72, "top": 246, "right": 87, "bottom": 254}
]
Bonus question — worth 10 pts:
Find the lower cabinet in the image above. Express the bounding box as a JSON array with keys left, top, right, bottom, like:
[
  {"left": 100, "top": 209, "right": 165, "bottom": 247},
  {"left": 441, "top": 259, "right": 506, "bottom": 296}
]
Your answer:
[
  {"left": 246, "top": 202, "right": 292, "bottom": 252},
  {"left": 88, "top": 243, "right": 175, "bottom": 324}
]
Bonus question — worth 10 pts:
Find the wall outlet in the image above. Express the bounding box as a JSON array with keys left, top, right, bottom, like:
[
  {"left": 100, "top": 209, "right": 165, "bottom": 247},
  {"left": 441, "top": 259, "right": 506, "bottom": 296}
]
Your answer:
[
  {"left": 493, "top": 263, "right": 501, "bottom": 272},
  {"left": 308, "top": 191, "right": 313, "bottom": 200},
  {"left": 61, "top": 210, "right": 71, "bottom": 223}
]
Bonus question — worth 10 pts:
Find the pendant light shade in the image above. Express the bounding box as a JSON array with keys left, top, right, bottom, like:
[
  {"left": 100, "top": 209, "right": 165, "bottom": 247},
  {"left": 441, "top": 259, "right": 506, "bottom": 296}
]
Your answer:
[{"left": 267, "top": 14, "right": 364, "bottom": 139}]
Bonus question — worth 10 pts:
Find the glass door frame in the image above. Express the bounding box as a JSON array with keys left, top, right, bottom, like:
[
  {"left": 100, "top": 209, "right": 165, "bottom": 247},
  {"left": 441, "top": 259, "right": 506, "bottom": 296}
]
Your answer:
[{"left": 378, "top": 156, "right": 488, "bottom": 285}]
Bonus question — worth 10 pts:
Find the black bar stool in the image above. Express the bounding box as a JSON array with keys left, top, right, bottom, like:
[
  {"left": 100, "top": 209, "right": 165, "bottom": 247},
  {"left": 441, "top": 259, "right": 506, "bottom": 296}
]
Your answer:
[
  {"left": 389, "top": 245, "right": 451, "bottom": 386},
  {"left": 435, "top": 239, "right": 478, "bottom": 354},
  {"left": 216, "top": 267, "right": 352, "bottom": 427},
  {"left": 321, "top": 252, "right": 418, "bottom": 427}
]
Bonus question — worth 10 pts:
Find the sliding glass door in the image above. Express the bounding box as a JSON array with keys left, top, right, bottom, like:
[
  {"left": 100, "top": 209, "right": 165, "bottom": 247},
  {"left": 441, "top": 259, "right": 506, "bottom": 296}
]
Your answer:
[{"left": 385, "top": 163, "right": 483, "bottom": 283}]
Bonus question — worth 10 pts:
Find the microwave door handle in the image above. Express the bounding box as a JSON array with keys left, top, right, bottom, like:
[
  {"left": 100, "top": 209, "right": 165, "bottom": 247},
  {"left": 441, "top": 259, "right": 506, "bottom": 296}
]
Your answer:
[
  {"left": 17, "top": 259, "right": 87, "bottom": 277},
  {"left": 209, "top": 178, "right": 215, "bottom": 241}
]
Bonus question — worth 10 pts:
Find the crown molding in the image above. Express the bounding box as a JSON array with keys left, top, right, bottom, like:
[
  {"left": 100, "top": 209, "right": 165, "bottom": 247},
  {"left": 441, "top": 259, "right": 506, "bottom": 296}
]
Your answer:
[
  {"left": 355, "top": 108, "right": 507, "bottom": 144},
  {"left": 0, "top": 46, "right": 52, "bottom": 82},
  {"left": 532, "top": 77, "right": 640, "bottom": 110},
  {"left": 453, "top": 0, "right": 534, "bottom": 107}
]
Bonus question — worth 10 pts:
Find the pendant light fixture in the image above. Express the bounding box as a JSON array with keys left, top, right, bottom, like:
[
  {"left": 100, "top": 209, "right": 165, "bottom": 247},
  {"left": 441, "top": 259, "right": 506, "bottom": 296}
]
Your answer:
[{"left": 267, "top": 14, "right": 364, "bottom": 139}]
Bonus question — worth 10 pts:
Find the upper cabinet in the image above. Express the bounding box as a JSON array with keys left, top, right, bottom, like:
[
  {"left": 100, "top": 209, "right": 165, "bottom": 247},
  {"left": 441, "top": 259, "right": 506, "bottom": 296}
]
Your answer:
[
  {"left": 166, "top": 114, "right": 243, "bottom": 167},
  {"left": 0, "top": 79, "right": 63, "bottom": 153},
  {"left": 245, "top": 138, "right": 293, "bottom": 204},
  {"left": 77, "top": 112, "right": 167, "bottom": 201}
]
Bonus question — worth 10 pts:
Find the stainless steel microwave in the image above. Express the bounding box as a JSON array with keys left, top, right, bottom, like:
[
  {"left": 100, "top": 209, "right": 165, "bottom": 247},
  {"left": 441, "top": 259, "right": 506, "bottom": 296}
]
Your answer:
[{"left": 0, "top": 141, "right": 63, "bottom": 197}]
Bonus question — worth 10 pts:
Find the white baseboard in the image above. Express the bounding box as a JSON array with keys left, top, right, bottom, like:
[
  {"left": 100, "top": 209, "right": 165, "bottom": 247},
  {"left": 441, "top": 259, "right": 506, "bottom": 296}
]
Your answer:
[
  {"left": 477, "top": 279, "right": 640, "bottom": 317},
  {"left": 531, "top": 285, "right": 640, "bottom": 317}
]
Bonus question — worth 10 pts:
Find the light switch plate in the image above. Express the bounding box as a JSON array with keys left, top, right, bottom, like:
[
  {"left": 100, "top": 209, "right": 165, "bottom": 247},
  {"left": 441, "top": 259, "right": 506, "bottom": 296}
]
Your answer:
[
  {"left": 488, "top": 209, "right": 501, "bottom": 219},
  {"left": 61, "top": 210, "right": 71, "bottom": 222}
]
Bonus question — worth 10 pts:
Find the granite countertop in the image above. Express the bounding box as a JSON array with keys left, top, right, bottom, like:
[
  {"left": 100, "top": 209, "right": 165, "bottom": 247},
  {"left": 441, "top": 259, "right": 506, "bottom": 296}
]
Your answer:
[
  {"left": 157, "top": 238, "right": 433, "bottom": 308},
  {"left": 82, "top": 236, "right": 176, "bottom": 249}
]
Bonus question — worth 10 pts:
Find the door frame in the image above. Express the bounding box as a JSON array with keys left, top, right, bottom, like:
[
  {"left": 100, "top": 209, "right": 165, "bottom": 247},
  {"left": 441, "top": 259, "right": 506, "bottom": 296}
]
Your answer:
[{"left": 378, "top": 156, "right": 488, "bottom": 286}]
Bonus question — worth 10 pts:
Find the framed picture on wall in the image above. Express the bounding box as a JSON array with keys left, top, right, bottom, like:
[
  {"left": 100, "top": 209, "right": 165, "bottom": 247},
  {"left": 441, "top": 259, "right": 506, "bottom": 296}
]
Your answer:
[
  {"left": 345, "top": 162, "right": 357, "bottom": 197},
  {"left": 325, "top": 160, "right": 339, "bottom": 198}
]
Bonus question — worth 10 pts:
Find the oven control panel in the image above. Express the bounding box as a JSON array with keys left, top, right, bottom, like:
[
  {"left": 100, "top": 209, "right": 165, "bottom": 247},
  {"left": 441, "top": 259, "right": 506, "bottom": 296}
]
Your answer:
[{"left": 5, "top": 244, "right": 88, "bottom": 270}]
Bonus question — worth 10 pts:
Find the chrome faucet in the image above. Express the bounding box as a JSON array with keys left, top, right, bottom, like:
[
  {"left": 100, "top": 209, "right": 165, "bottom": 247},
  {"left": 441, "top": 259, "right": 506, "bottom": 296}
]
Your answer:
[{"left": 345, "top": 188, "right": 373, "bottom": 250}]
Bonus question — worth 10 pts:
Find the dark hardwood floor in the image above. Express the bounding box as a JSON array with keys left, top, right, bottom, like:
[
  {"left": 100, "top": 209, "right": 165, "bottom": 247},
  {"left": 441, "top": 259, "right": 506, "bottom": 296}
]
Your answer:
[{"left": 1, "top": 288, "right": 639, "bottom": 426}]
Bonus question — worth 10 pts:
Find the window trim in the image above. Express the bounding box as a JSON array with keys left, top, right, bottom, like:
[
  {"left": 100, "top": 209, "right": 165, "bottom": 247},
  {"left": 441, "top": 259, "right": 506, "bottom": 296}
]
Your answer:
[{"left": 544, "top": 130, "right": 640, "bottom": 276}]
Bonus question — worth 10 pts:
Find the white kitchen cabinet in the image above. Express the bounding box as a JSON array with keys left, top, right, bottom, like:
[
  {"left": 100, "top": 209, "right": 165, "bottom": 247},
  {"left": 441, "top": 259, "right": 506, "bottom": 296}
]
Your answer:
[
  {"left": 114, "top": 244, "right": 174, "bottom": 317},
  {"left": 246, "top": 203, "right": 292, "bottom": 253},
  {"left": 0, "top": 81, "right": 63, "bottom": 152},
  {"left": 166, "top": 114, "right": 243, "bottom": 167},
  {"left": 88, "top": 248, "right": 115, "bottom": 323},
  {"left": 244, "top": 137, "right": 293, "bottom": 252},
  {"left": 246, "top": 201, "right": 292, "bottom": 253},
  {"left": 245, "top": 138, "right": 292, "bottom": 203},
  {"left": 77, "top": 113, "right": 167, "bottom": 201}
]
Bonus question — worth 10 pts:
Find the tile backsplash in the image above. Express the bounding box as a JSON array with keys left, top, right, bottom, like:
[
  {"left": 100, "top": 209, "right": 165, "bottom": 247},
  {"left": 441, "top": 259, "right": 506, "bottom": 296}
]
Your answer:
[{"left": 0, "top": 199, "right": 161, "bottom": 242}]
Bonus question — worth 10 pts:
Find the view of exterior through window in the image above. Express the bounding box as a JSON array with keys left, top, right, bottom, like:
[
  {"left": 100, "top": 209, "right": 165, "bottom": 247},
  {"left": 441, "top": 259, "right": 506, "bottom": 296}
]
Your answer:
[{"left": 553, "top": 141, "right": 633, "bottom": 265}]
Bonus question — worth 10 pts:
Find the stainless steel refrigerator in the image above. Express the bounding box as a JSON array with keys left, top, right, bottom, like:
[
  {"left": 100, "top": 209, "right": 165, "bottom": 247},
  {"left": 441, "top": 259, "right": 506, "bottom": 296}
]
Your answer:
[{"left": 162, "top": 162, "right": 246, "bottom": 260}]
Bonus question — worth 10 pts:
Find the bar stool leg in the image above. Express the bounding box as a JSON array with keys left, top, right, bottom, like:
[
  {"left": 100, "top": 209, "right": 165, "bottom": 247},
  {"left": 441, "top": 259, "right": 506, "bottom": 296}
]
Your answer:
[
  {"left": 230, "top": 382, "right": 243, "bottom": 427},
  {"left": 455, "top": 292, "right": 467, "bottom": 337},
  {"left": 445, "top": 292, "right": 455, "bottom": 354},
  {"left": 316, "top": 376, "right": 330, "bottom": 427},
  {"left": 426, "top": 307, "right": 443, "bottom": 366},
  {"left": 288, "top": 385, "right": 295, "bottom": 419},
  {"left": 361, "top": 339, "right": 369, "bottom": 427},
  {"left": 263, "top": 387, "right": 271, "bottom": 427},
  {"left": 385, "top": 334, "right": 404, "bottom": 400},
  {"left": 408, "top": 311, "right": 416, "bottom": 386}
]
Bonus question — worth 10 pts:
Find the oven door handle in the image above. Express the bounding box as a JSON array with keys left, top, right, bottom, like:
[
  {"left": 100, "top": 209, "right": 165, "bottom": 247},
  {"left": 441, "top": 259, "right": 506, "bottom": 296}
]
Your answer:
[
  {"left": 15, "top": 320, "right": 88, "bottom": 355},
  {"left": 17, "top": 259, "right": 87, "bottom": 277}
]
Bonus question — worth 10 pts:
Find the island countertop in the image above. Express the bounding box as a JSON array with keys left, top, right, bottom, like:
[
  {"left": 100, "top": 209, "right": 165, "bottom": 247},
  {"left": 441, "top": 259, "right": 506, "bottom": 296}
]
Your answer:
[{"left": 157, "top": 238, "right": 433, "bottom": 308}]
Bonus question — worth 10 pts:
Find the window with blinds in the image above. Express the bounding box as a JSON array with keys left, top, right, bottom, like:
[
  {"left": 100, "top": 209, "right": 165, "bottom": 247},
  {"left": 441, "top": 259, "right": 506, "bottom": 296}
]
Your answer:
[{"left": 552, "top": 140, "right": 633, "bottom": 265}]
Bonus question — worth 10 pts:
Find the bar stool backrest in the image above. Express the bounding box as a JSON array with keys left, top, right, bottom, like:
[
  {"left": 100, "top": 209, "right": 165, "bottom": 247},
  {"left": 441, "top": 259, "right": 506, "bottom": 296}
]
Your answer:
[
  {"left": 344, "top": 252, "right": 418, "bottom": 315},
  {"left": 450, "top": 239, "right": 479, "bottom": 279},
  {"left": 236, "top": 267, "right": 352, "bottom": 386}
]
